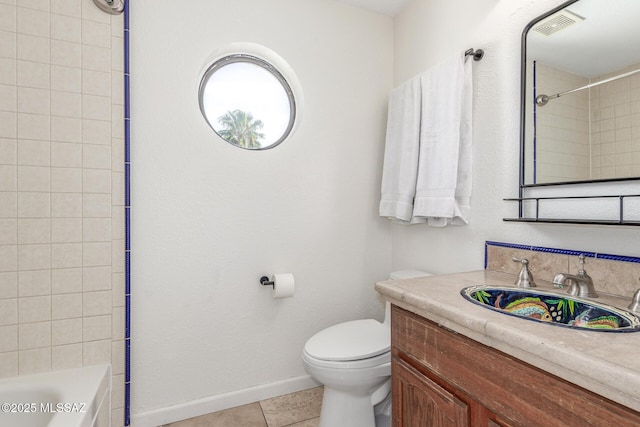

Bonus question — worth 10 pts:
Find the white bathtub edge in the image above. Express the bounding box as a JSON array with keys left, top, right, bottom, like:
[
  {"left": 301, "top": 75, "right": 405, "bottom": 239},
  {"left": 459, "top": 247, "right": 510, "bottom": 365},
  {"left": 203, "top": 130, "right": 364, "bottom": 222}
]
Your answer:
[{"left": 131, "top": 375, "right": 320, "bottom": 427}]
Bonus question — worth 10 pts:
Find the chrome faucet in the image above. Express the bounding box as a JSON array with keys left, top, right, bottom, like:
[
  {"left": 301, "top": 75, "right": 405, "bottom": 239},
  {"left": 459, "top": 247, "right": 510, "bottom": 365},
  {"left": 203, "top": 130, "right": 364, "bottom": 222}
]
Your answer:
[{"left": 552, "top": 254, "right": 599, "bottom": 298}]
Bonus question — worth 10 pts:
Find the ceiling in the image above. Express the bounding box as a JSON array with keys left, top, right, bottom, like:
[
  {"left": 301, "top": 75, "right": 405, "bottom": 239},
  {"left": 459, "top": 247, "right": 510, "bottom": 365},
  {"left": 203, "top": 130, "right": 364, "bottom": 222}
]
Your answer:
[
  {"left": 336, "top": 0, "right": 411, "bottom": 16},
  {"left": 527, "top": 0, "right": 640, "bottom": 78}
]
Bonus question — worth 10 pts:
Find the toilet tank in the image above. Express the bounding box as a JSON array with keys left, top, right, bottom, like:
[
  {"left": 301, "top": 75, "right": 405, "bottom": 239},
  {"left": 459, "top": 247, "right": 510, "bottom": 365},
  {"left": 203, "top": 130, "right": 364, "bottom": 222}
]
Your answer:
[
  {"left": 390, "top": 270, "right": 431, "bottom": 281},
  {"left": 383, "top": 270, "right": 431, "bottom": 326}
]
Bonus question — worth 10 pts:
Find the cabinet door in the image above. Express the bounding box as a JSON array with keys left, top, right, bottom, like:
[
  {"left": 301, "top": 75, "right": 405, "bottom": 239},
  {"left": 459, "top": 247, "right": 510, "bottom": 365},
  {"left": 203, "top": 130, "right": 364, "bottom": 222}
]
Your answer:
[{"left": 393, "top": 357, "right": 469, "bottom": 427}]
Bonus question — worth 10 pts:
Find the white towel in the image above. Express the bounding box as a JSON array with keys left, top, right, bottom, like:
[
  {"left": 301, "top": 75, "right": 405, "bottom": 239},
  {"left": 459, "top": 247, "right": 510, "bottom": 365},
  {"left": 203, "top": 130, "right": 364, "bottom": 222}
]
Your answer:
[
  {"left": 413, "top": 51, "right": 472, "bottom": 226},
  {"left": 379, "top": 51, "right": 473, "bottom": 226},
  {"left": 378, "top": 76, "right": 422, "bottom": 222}
]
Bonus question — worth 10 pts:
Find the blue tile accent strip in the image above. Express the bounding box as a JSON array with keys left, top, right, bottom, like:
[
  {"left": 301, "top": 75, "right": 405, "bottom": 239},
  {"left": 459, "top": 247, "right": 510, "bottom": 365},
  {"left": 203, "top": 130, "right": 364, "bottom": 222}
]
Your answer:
[
  {"left": 485, "top": 241, "right": 640, "bottom": 269},
  {"left": 124, "top": 3, "right": 131, "bottom": 426}
]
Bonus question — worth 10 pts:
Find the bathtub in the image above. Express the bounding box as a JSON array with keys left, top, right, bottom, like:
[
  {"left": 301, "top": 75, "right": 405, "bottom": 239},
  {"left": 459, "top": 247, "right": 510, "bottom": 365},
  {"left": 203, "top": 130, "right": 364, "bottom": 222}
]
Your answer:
[{"left": 0, "top": 364, "right": 111, "bottom": 427}]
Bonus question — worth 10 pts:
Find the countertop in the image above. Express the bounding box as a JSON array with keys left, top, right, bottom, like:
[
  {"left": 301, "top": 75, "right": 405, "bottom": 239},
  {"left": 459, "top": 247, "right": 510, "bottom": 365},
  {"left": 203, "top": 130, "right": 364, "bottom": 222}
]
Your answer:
[{"left": 375, "top": 270, "right": 640, "bottom": 412}]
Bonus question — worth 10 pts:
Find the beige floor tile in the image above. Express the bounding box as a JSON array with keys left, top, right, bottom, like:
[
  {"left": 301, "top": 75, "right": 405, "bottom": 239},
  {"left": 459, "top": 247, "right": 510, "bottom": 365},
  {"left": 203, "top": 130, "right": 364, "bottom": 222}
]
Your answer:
[
  {"left": 259, "top": 387, "right": 323, "bottom": 427},
  {"left": 288, "top": 417, "right": 320, "bottom": 427},
  {"left": 163, "top": 402, "right": 267, "bottom": 427}
]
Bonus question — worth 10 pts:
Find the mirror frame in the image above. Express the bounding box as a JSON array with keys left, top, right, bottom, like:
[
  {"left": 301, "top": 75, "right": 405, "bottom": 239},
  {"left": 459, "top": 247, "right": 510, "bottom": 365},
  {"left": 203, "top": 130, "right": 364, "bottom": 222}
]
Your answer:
[
  {"left": 519, "top": 0, "right": 640, "bottom": 189},
  {"left": 510, "top": 0, "right": 640, "bottom": 225}
]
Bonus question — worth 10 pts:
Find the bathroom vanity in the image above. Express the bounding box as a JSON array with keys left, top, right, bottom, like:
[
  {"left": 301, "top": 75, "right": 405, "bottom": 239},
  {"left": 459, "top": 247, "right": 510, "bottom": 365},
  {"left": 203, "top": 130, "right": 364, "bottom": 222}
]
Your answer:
[{"left": 376, "top": 271, "right": 640, "bottom": 427}]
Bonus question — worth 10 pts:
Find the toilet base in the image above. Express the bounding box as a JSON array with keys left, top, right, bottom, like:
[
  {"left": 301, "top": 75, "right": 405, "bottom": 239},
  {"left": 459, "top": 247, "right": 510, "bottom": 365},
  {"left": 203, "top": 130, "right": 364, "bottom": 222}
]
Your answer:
[{"left": 319, "top": 387, "right": 376, "bottom": 427}]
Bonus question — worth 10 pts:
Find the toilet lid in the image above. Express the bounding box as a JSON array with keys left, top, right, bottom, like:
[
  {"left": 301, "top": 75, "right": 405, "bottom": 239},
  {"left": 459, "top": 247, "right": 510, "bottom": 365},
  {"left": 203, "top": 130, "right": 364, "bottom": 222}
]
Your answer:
[{"left": 304, "top": 319, "right": 390, "bottom": 362}]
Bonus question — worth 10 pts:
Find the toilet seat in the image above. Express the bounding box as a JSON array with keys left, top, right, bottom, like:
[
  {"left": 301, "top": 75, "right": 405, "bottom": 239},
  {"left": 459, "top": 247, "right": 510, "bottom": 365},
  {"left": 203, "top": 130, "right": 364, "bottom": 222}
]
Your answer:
[{"left": 303, "top": 319, "right": 390, "bottom": 368}]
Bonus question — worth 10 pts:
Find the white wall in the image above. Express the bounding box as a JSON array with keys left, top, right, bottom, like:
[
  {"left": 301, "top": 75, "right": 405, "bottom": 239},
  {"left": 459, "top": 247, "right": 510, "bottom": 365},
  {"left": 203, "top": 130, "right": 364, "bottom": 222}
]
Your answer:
[
  {"left": 391, "top": 0, "right": 640, "bottom": 275},
  {"left": 130, "top": 0, "right": 393, "bottom": 423}
]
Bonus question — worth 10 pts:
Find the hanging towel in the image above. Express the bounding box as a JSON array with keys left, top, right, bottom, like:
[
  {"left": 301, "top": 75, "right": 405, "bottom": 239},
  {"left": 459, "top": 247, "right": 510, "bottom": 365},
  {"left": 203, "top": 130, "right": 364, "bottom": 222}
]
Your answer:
[
  {"left": 378, "top": 75, "right": 422, "bottom": 223},
  {"left": 379, "top": 51, "right": 473, "bottom": 226},
  {"left": 414, "top": 52, "right": 472, "bottom": 226}
]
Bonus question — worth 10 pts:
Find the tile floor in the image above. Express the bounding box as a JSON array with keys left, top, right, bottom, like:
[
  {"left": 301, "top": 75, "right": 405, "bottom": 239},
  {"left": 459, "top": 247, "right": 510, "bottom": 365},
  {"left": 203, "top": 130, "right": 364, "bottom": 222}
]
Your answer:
[{"left": 162, "top": 387, "right": 323, "bottom": 427}]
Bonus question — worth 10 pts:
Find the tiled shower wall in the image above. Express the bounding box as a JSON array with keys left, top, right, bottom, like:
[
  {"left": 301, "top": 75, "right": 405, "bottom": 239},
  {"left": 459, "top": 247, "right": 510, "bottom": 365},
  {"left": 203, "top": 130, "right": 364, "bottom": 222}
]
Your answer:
[
  {"left": 0, "top": 0, "right": 125, "bottom": 426},
  {"left": 534, "top": 62, "right": 640, "bottom": 183}
]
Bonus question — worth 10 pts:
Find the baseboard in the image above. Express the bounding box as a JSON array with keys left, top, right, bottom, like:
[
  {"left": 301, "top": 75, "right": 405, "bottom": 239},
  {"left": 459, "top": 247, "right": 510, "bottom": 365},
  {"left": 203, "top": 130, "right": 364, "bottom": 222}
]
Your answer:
[{"left": 131, "top": 375, "right": 320, "bottom": 427}]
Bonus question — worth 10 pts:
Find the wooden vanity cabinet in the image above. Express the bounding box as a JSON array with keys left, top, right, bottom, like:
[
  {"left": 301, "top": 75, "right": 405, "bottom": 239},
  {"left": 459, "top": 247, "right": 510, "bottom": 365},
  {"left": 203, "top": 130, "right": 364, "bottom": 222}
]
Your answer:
[{"left": 391, "top": 305, "right": 640, "bottom": 427}]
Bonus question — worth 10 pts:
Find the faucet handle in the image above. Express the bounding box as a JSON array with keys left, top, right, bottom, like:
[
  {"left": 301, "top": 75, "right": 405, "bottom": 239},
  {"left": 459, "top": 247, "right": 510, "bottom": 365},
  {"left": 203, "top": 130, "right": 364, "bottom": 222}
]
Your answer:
[
  {"left": 512, "top": 257, "right": 536, "bottom": 288},
  {"left": 577, "top": 254, "right": 588, "bottom": 274}
]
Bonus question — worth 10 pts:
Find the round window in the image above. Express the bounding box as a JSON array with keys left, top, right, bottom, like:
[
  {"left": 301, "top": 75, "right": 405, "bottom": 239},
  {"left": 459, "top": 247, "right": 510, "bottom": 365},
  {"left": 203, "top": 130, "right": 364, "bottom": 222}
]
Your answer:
[{"left": 199, "top": 53, "right": 297, "bottom": 150}]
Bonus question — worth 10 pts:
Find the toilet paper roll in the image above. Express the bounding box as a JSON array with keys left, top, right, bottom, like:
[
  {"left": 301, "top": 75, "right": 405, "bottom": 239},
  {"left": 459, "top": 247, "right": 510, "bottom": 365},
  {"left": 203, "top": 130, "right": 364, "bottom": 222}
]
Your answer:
[{"left": 272, "top": 273, "right": 295, "bottom": 299}]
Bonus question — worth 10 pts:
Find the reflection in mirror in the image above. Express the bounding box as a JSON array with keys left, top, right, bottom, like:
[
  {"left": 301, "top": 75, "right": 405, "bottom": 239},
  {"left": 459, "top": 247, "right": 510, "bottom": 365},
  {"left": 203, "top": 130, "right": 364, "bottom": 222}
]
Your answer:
[
  {"left": 523, "top": 0, "right": 640, "bottom": 185},
  {"left": 199, "top": 55, "right": 296, "bottom": 150}
]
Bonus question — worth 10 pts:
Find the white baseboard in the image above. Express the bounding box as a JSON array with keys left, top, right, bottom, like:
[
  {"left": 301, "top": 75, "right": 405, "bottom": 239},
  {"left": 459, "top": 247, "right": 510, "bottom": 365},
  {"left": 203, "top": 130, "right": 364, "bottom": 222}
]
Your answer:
[{"left": 131, "top": 375, "right": 321, "bottom": 427}]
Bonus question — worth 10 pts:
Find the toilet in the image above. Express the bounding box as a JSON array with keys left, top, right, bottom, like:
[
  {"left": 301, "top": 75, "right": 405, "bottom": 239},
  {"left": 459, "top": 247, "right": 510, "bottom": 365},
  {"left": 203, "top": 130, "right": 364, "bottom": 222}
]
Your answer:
[{"left": 302, "top": 270, "right": 430, "bottom": 427}]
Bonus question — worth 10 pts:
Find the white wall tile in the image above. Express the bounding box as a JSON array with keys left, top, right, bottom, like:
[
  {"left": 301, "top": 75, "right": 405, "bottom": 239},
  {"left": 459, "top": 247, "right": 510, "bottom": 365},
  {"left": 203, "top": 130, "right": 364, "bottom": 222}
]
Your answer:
[
  {"left": 0, "top": 4, "right": 16, "bottom": 32},
  {"left": 17, "top": 243, "right": 50, "bottom": 270},
  {"left": 18, "top": 320, "right": 51, "bottom": 349},
  {"left": 0, "top": 297, "right": 17, "bottom": 325},
  {"left": 82, "top": 44, "right": 110, "bottom": 71},
  {"left": 17, "top": 113, "right": 49, "bottom": 140},
  {"left": 17, "top": 139, "right": 50, "bottom": 166},
  {"left": 82, "top": 119, "right": 110, "bottom": 144},
  {"left": 0, "top": 58, "right": 16, "bottom": 85},
  {"left": 17, "top": 218, "right": 49, "bottom": 244},
  {"left": 0, "top": 165, "right": 17, "bottom": 191},
  {"left": 84, "top": 143, "right": 111, "bottom": 169},
  {"left": 51, "top": 242, "right": 82, "bottom": 268},
  {"left": 51, "top": 116, "right": 81, "bottom": 142},
  {"left": 51, "top": 91, "right": 81, "bottom": 118},
  {"left": 82, "top": 339, "right": 111, "bottom": 365},
  {"left": 18, "top": 347, "right": 50, "bottom": 374},
  {"left": 52, "top": 342, "right": 82, "bottom": 369},
  {"left": 17, "top": 6, "right": 49, "bottom": 37},
  {"left": 51, "top": 268, "right": 82, "bottom": 294},
  {"left": 18, "top": 0, "right": 49, "bottom": 12},
  {"left": 51, "top": 0, "right": 81, "bottom": 18},
  {"left": 0, "top": 192, "right": 17, "bottom": 217},
  {"left": 51, "top": 141, "right": 82, "bottom": 167},
  {"left": 52, "top": 217, "right": 82, "bottom": 242},
  {"left": 0, "top": 29, "right": 17, "bottom": 59},
  {"left": 0, "top": 84, "right": 17, "bottom": 111},
  {"left": 18, "top": 269, "right": 50, "bottom": 296},
  {"left": 83, "top": 169, "right": 110, "bottom": 193},
  {"left": 0, "top": 271, "right": 18, "bottom": 298},
  {"left": 0, "top": 351, "right": 18, "bottom": 378},
  {"left": 83, "top": 241, "right": 110, "bottom": 267},
  {"left": 83, "top": 266, "right": 110, "bottom": 291},
  {"left": 51, "top": 292, "right": 82, "bottom": 320},
  {"left": 0, "top": 218, "right": 16, "bottom": 244},
  {"left": 52, "top": 318, "right": 82, "bottom": 345},
  {"left": 50, "top": 64, "right": 81, "bottom": 92},
  {"left": 51, "top": 167, "right": 82, "bottom": 192},
  {"left": 0, "top": 111, "right": 17, "bottom": 138},
  {"left": 16, "top": 60, "right": 48, "bottom": 88},
  {"left": 0, "top": 244, "right": 17, "bottom": 272},
  {"left": 83, "top": 290, "right": 111, "bottom": 316},
  {"left": 0, "top": 138, "right": 17, "bottom": 165},
  {"left": 83, "top": 217, "right": 110, "bottom": 242},
  {"left": 17, "top": 86, "right": 49, "bottom": 114},
  {"left": 83, "top": 314, "right": 111, "bottom": 341},
  {"left": 50, "top": 39, "right": 81, "bottom": 67},
  {"left": 82, "top": 21, "right": 110, "bottom": 48},
  {"left": 50, "top": 14, "right": 80, "bottom": 42},
  {"left": 0, "top": 325, "right": 17, "bottom": 352},
  {"left": 83, "top": 193, "right": 111, "bottom": 217},
  {"left": 17, "top": 294, "right": 50, "bottom": 322},
  {"left": 17, "top": 165, "right": 49, "bottom": 191},
  {"left": 17, "top": 33, "right": 49, "bottom": 63},
  {"left": 51, "top": 192, "right": 82, "bottom": 217},
  {"left": 83, "top": 69, "right": 111, "bottom": 97}
]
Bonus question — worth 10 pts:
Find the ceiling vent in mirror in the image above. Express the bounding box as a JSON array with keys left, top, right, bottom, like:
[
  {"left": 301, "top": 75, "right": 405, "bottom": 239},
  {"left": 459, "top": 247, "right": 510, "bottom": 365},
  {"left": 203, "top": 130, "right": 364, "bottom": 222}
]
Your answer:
[{"left": 532, "top": 10, "right": 584, "bottom": 36}]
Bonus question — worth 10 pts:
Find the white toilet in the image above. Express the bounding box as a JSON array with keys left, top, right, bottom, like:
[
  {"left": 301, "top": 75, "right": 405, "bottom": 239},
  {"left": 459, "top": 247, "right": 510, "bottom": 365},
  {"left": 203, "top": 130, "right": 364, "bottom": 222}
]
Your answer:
[{"left": 302, "top": 270, "right": 429, "bottom": 427}]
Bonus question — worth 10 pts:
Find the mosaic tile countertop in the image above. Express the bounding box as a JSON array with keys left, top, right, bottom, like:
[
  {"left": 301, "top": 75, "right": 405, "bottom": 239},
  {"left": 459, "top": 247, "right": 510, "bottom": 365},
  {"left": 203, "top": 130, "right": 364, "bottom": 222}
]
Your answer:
[{"left": 375, "top": 270, "right": 640, "bottom": 412}]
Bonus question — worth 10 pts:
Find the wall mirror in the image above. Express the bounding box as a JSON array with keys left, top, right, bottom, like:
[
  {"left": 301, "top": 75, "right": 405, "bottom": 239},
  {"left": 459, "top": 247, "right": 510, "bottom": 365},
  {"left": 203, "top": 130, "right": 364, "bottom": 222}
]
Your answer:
[
  {"left": 509, "top": 0, "right": 640, "bottom": 225},
  {"left": 522, "top": 0, "right": 640, "bottom": 186}
]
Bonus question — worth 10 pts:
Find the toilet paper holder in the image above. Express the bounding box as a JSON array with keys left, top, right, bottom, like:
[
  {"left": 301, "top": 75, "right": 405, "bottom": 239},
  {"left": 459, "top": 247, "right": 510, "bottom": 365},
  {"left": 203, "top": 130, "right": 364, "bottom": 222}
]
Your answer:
[{"left": 260, "top": 276, "right": 275, "bottom": 287}]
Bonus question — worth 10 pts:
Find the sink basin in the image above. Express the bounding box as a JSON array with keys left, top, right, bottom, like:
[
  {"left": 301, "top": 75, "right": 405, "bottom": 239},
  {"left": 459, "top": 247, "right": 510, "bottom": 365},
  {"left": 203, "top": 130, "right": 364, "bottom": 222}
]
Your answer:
[{"left": 461, "top": 285, "right": 640, "bottom": 332}]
